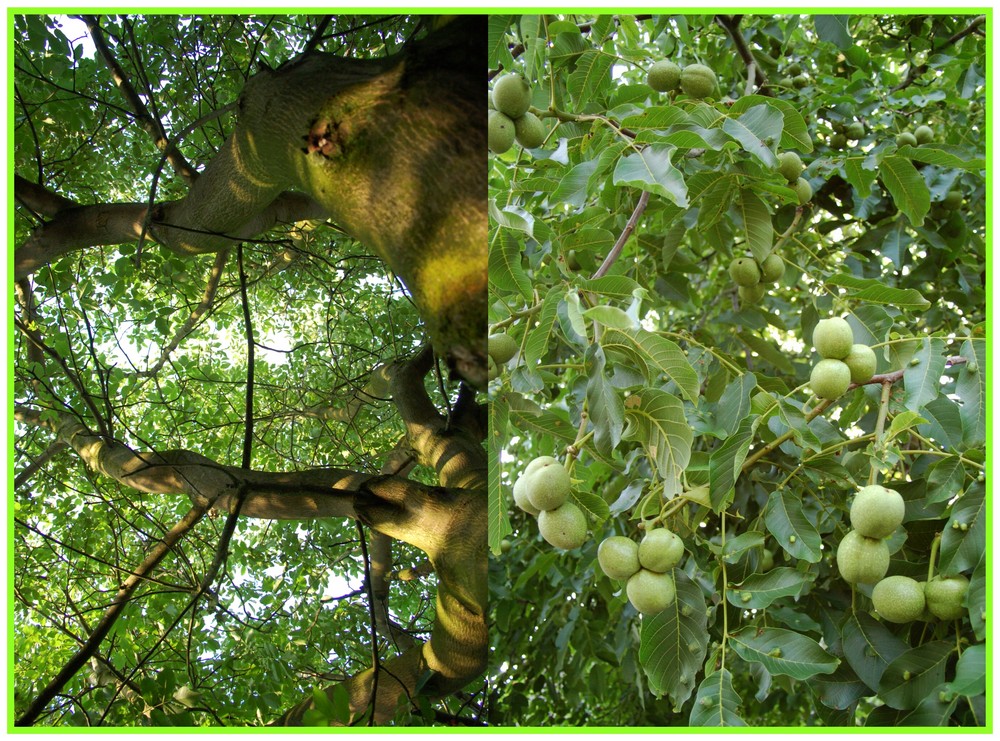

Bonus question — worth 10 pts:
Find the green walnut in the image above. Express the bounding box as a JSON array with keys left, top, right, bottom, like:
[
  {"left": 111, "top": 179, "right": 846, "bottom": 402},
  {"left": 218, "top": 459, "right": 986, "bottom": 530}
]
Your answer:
[
  {"left": 637, "top": 528, "right": 685, "bottom": 573},
  {"left": 679, "top": 63, "right": 717, "bottom": 99},
  {"left": 836, "top": 530, "right": 890, "bottom": 585},
  {"left": 512, "top": 456, "right": 558, "bottom": 515},
  {"left": 514, "top": 111, "right": 546, "bottom": 149},
  {"left": 777, "top": 151, "right": 804, "bottom": 183},
  {"left": 492, "top": 72, "right": 532, "bottom": 119},
  {"left": 914, "top": 124, "right": 934, "bottom": 145},
  {"left": 488, "top": 110, "right": 516, "bottom": 154},
  {"left": 843, "top": 343, "right": 877, "bottom": 384},
  {"left": 538, "top": 501, "right": 588, "bottom": 550},
  {"left": 728, "top": 257, "right": 762, "bottom": 287},
  {"left": 626, "top": 568, "right": 677, "bottom": 615},
  {"left": 512, "top": 474, "right": 541, "bottom": 516},
  {"left": 488, "top": 332, "right": 519, "bottom": 364},
  {"left": 792, "top": 74, "right": 809, "bottom": 89},
  {"left": 524, "top": 459, "right": 571, "bottom": 511},
  {"left": 924, "top": 575, "right": 970, "bottom": 621},
  {"left": 850, "top": 484, "right": 905, "bottom": 539},
  {"left": 738, "top": 283, "right": 767, "bottom": 304},
  {"left": 760, "top": 253, "right": 784, "bottom": 282},
  {"left": 810, "top": 359, "right": 852, "bottom": 400},
  {"left": 597, "top": 535, "right": 641, "bottom": 580},
  {"left": 942, "top": 189, "right": 963, "bottom": 210},
  {"left": 647, "top": 59, "right": 681, "bottom": 92},
  {"left": 499, "top": 538, "right": 512, "bottom": 555},
  {"left": 845, "top": 121, "right": 866, "bottom": 140},
  {"left": 813, "top": 317, "right": 854, "bottom": 359},
  {"left": 895, "top": 131, "right": 918, "bottom": 147},
  {"left": 872, "top": 576, "right": 926, "bottom": 623},
  {"left": 795, "top": 177, "right": 813, "bottom": 204},
  {"left": 487, "top": 355, "right": 499, "bottom": 381},
  {"left": 786, "top": 62, "right": 803, "bottom": 76}
]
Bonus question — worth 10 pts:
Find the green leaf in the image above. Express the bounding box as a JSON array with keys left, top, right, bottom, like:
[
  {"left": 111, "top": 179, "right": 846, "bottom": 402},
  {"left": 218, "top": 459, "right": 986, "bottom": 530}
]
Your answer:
[
  {"left": 826, "top": 273, "right": 931, "bottom": 309},
  {"left": 639, "top": 572, "right": 708, "bottom": 710},
  {"left": 524, "top": 286, "right": 561, "bottom": 367},
  {"left": 729, "top": 627, "right": 839, "bottom": 681},
  {"left": 727, "top": 95, "right": 813, "bottom": 153},
  {"left": 955, "top": 338, "right": 985, "bottom": 447},
  {"left": 840, "top": 612, "right": 909, "bottom": 692},
  {"left": 924, "top": 455, "right": 967, "bottom": 505},
  {"left": 879, "top": 155, "right": 930, "bottom": 226},
  {"left": 551, "top": 159, "right": 600, "bottom": 207},
  {"left": 878, "top": 641, "right": 954, "bottom": 710},
  {"left": 902, "top": 337, "right": 946, "bottom": 412},
  {"left": 938, "top": 485, "right": 984, "bottom": 575},
  {"left": 600, "top": 328, "right": 700, "bottom": 402},
  {"left": 720, "top": 531, "right": 765, "bottom": 564},
  {"left": 571, "top": 488, "right": 611, "bottom": 523},
  {"left": 715, "top": 373, "right": 756, "bottom": 438},
  {"left": 813, "top": 664, "right": 871, "bottom": 711},
  {"left": 583, "top": 305, "right": 635, "bottom": 330},
  {"left": 951, "top": 644, "right": 986, "bottom": 697},
  {"left": 567, "top": 49, "right": 613, "bottom": 106},
  {"left": 488, "top": 394, "right": 512, "bottom": 553},
  {"left": 813, "top": 15, "right": 853, "bottom": 49},
  {"left": 721, "top": 104, "right": 783, "bottom": 168},
  {"left": 885, "top": 410, "right": 929, "bottom": 442},
  {"left": 487, "top": 15, "right": 516, "bottom": 70},
  {"left": 734, "top": 189, "right": 774, "bottom": 263},
  {"left": 763, "top": 489, "right": 823, "bottom": 563},
  {"left": 708, "top": 415, "right": 756, "bottom": 511},
  {"left": 488, "top": 231, "right": 532, "bottom": 300},
  {"left": 728, "top": 567, "right": 813, "bottom": 609},
  {"left": 506, "top": 394, "right": 577, "bottom": 444},
  {"left": 585, "top": 343, "right": 624, "bottom": 458},
  {"left": 578, "top": 275, "right": 643, "bottom": 299},
  {"left": 622, "top": 388, "right": 691, "bottom": 499},
  {"left": 689, "top": 669, "right": 746, "bottom": 727},
  {"left": 895, "top": 144, "right": 986, "bottom": 171},
  {"left": 843, "top": 155, "right": 878, "bottom": 199},
  {"left": 612, "top": 145, "right": 689, "bottom": 207}
]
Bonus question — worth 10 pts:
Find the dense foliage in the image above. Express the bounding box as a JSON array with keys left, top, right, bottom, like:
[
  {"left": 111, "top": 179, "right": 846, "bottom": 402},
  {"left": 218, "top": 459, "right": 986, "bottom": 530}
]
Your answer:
[
  {"left": 487, "top": 14, "right": 986, "bottom": 727},
  {"left": 13, "top": 14, "right": 484, "bottom": 726}
]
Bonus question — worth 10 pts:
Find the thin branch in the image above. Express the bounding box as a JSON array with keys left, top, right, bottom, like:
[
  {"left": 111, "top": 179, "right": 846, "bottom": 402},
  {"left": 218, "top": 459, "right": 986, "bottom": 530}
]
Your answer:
[
  {"left": 715, "top": 14, "right": 772, "bottom": 97},
  {"left": 591, "top": 190, "right": 651, "bottom": 279}
]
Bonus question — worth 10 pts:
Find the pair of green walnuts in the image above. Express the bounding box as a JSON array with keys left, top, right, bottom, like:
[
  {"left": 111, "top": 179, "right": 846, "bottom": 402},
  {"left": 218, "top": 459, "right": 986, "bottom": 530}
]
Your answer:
[
  {"left": 597, "top": 526, "right": 685, "bottom": 616},
  {"left": 512, "top": 456, "right": 588, "bottom": 550},
  {"left": 895, "top": 124, "right": 935, "bottom": 148},
  {"left": 646, "top": 60, "right": 717, "bottom": 99},
  {"left": 809, "top": 317, "right": 877, "bottom": 400},
  {"left": 489, "top": 72, "right": 546, "bottom": 154}
]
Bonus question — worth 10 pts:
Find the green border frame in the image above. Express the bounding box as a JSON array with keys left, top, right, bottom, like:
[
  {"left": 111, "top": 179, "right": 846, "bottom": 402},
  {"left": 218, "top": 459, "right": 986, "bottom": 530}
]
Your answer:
[{"left": 6, "top": 6, "right": 994, "bottom": 734}]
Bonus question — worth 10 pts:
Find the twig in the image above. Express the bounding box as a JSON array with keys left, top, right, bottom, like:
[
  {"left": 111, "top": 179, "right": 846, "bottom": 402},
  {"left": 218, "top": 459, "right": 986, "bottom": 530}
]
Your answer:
[{"left": 591, "top": 190, "right": 651, "bottom": 279}]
